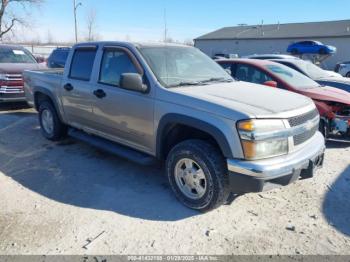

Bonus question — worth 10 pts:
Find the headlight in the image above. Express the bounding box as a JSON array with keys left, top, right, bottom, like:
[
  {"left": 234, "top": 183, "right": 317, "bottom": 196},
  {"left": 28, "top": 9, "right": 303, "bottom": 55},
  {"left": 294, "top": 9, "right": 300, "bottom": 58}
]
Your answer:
[{"left": 237, "top": 119, "right": 288, "bottom": 160}]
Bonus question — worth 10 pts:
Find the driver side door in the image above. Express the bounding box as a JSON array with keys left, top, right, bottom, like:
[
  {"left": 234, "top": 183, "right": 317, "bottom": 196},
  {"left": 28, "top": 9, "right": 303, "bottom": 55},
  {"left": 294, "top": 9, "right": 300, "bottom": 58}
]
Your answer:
[{"left": 90, "top": 46, "right": 155, "bottom": 154}]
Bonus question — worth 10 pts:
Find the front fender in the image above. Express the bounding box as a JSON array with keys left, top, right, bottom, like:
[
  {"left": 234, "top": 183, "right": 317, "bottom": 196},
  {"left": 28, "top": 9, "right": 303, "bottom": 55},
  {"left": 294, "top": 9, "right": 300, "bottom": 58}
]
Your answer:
[{"left": 156, "top": 113, "right": 234, "bottom": 159}]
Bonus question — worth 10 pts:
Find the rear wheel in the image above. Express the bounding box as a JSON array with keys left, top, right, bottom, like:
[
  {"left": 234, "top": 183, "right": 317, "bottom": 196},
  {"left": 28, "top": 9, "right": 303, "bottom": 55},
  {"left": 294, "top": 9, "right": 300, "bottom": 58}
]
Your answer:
[
  {"left": 39, "top": 101, "right": 67, "bottom": 141},
  {"left": 166, "top": 139, "right": 230, "bottom": 212}
]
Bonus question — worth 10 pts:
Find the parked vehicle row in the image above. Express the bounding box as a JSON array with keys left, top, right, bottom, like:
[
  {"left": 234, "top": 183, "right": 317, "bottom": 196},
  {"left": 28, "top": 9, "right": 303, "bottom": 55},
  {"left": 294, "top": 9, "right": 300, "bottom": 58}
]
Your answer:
[
  {"left": 23, "top": 42, "right": 326, "bottom": 211},
  {"left": 217, "top": 58, "right": 350, "bottom": 139},
  {"left": 335, "top": 61, "right": 350, "bottom": 78}
]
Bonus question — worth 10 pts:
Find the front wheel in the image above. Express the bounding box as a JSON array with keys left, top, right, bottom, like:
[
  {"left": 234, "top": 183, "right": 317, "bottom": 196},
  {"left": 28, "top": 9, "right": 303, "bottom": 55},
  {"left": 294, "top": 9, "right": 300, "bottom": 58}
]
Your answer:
[
  {"left": 346, "top": 72, "right": 350, "bottom": 78},
  {"left": 166, "top": 140, "right": 230, "bottom": 212},
  {"left": 319, "top": 48, "right": 327, "bottom": 55}
]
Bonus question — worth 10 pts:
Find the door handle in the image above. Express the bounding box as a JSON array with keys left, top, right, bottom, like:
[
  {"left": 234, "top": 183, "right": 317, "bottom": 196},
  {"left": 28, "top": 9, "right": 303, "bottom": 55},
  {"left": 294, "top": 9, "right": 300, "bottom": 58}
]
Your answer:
[
  {"left": 64, "top": 83, "right": 74, "bottom": 91},
  {"left": 93, "top": 89, "right": 106, "bottom": 99}
]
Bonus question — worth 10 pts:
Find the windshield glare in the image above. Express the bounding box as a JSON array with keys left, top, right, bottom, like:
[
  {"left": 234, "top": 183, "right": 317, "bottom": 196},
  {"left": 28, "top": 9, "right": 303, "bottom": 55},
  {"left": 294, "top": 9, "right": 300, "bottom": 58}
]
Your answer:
[
  {"left": 265, "top": 63, "right": 319, "bottom": 89},
  {"left": 140, "top": 46, "right": 233, "bottom": 87},
  {"left": 297, "top": 61, "right": 327, "bottom": 79},
  {"left": 0, "top": 48, "right": 37, "bottom": 64}
]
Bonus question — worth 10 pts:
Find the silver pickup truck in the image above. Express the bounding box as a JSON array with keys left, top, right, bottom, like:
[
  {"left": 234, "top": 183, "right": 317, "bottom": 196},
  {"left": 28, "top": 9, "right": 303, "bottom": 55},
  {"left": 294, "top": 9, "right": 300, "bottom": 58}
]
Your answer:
[{"left": 23, "top": 42, "right": 325, "bottom": 211}]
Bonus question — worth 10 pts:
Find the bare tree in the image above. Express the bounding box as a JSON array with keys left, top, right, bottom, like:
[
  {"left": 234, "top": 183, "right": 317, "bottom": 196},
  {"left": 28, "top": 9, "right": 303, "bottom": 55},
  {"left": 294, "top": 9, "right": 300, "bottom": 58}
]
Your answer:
[
  {"left": 86, "top": 8, "right": 98, "bottom": 41},
  {"left": 0, "top": 0, "right": 42, "bottom": 39}
]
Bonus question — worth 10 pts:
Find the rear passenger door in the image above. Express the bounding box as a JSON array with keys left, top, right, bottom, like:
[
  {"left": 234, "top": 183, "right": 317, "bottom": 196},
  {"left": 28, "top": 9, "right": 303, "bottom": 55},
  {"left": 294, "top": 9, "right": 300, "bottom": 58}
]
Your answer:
[
  {"left": 90, "top": 46, "right": 155, "bottom": 154},
  {"left": 61, "top": 46, "right": 97, "bottom": 128}
]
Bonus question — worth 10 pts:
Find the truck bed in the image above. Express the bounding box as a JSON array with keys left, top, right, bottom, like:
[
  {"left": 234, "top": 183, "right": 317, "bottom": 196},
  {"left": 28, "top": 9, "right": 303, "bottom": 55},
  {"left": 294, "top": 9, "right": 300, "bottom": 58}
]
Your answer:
[{"left": 23, "top": 69, "right": 64, "bottom": 107}]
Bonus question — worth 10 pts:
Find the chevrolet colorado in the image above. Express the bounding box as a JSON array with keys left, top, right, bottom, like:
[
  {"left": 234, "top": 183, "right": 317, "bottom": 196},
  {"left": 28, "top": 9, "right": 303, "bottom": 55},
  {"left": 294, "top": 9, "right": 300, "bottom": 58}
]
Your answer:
[{"left": 23, "top": 42, "right": 325, "bottom": 211}]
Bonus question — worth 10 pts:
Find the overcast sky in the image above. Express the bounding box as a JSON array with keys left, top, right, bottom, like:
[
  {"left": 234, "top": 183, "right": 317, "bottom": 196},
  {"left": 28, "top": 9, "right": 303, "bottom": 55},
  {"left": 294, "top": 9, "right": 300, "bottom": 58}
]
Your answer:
[{"left": 9, "top": 0, "right": 350, "bottom": 43}]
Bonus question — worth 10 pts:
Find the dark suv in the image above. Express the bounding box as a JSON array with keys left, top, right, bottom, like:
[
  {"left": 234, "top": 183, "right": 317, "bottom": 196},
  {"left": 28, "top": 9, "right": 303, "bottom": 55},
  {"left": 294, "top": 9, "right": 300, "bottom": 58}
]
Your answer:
[{"left": 47, "top": 47, "right": 71, "bottom": 68}]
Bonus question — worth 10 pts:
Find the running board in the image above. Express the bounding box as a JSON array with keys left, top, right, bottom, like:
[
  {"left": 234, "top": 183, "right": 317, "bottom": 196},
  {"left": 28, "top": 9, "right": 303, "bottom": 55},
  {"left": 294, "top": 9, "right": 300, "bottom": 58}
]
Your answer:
[{"left": 68, "top": 128, "right": 157, "bottom": 166}]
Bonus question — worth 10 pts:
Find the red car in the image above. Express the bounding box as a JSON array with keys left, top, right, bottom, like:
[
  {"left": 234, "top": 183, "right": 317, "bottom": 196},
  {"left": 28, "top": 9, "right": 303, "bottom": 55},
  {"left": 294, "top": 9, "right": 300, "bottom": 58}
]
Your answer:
[
  {"left": 0, "top": 44, "right": 45, "bottom": 103},
  {"left": 217, "top": 59, "right": 350, "bottom": 139}
]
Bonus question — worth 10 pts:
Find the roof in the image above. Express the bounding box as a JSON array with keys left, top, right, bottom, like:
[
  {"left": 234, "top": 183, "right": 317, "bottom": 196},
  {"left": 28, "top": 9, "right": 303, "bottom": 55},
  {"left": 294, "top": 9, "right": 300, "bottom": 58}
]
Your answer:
[
  {"left": 243, "top": 54, "right": 300, "bottom": 60},
  {"left": 195, "top": 20, "right": 350, "bottom": 41},
  {"left": 75, "top": 41, "right": 189, "bottom": 49},
  {"left": 216, "top": 58, "right": 277, "bottom": 66}
]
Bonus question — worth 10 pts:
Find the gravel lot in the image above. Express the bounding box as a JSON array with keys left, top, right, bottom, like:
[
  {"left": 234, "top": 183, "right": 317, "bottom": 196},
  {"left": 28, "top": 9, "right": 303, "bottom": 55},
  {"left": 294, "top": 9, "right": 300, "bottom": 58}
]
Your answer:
[{"left": 0, "top": 103, "right": 349, "bottom": 255}]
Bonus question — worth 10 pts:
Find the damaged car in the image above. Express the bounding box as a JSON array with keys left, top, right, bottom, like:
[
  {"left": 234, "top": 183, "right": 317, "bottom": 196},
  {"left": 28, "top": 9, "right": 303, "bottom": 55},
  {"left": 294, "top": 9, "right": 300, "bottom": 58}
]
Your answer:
[{"left": 218, "top": 59, "right": 350, "bottom": 139}]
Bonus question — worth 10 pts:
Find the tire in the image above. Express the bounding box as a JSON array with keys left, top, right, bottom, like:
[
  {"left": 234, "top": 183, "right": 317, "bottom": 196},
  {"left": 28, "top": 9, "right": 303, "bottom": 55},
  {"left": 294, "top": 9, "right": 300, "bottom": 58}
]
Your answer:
[
  {"left": 319, "top": 48, "right": 327, "bottom": 55},
  {"left": 319, "top": 119, "right": 328, "bottom": 140},
  {"left": 38, "top": 101, "right": 67, "bottom": 141},
  {"left": 166, "top": 139, "right": 230, "bottom": 212},
  {"left": 346, "top": 72, "right": 350, "bottom": 78}
]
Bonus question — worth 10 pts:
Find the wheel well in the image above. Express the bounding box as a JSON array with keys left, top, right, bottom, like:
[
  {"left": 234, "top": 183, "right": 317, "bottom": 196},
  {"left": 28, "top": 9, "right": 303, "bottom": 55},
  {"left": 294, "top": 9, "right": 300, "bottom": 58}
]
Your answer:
[
  {"left": 160, "top": 124, "right": 223, "bottom": 160},
  {"left": 34, "top": 92, "right": 53, "bottom": 111}
]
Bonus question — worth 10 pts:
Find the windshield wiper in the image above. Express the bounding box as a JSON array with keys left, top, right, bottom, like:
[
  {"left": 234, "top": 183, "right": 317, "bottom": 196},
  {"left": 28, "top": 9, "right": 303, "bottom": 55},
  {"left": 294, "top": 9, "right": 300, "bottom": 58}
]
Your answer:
[
  {"left": 199, "top": 77, "right": 234, "bottom": 84},
  {"left": 168, "top": 81, "right": 202, "bottom": 88}
]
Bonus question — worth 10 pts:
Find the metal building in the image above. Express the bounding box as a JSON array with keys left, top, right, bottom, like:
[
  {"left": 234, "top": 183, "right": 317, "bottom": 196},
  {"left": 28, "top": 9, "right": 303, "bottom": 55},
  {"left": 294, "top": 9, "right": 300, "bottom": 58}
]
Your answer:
[{"left": 194, "top": 20, "right": 350, "bottom": 69}]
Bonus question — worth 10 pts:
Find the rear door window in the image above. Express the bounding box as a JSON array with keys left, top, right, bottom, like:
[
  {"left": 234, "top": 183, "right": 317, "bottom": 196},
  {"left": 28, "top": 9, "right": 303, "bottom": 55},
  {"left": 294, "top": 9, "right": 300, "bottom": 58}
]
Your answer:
[
  {"left": 69, "top": 48, "right": 97, "bottom": 81},
  {"left": 235, "top": 64, "right": 273, "bottom": 84}
]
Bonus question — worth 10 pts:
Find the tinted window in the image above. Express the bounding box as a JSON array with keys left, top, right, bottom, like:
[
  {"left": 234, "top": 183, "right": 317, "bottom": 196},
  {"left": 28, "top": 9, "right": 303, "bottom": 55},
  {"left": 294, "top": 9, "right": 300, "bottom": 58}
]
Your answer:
[
  {"left": 49, "top": 49, "right": 70, "bottom": 68},
  {"left": 220, "top": 63, "right": 233, "bottom": 75},
  {"left": 234, "top": 64, "right": 273, "bottom": 84},
  {"left": 99, "top": 49, "right": 138, "bottom": 86},
  {"left": 69, "top": 49, "right": 97, "bottom": 81},
  {"left": 54, "top": 50, "right": 69, "bottom": 63}
]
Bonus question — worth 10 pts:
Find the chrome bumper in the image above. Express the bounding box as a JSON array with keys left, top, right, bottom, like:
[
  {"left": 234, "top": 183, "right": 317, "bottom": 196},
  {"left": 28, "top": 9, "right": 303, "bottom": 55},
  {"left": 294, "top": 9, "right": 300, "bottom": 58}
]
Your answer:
[{"left": 227, "top": 132, "right": 325, "bottom": 180}]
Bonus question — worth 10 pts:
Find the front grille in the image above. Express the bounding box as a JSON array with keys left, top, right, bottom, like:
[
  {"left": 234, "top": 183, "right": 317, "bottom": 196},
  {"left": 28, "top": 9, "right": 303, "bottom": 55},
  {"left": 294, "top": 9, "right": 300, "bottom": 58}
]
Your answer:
[
  {"left": 0, "top": 74, "right": 24, "bottom": 94},
  {"left": 288, "top": 109, "right": 319, "bottom": 146},
  {"left": 288, "top": 109, "right": 319, "bottom": 127},
  {"left": 294, "top": 125, "right": 319, "bottom": 146}
]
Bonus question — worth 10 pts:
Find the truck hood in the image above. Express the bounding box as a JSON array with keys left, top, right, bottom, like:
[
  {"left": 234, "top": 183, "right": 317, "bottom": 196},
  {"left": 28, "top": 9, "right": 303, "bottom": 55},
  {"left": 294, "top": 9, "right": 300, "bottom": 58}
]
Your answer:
[
  {"left": 169, "top": 81, "right": 313, "bottom": 119},
  {"left": 0, "top": 63, "right": 45, "bottom": 74},
  {"left": 298, "top": 86, "right": 350, "bottom": 105}
]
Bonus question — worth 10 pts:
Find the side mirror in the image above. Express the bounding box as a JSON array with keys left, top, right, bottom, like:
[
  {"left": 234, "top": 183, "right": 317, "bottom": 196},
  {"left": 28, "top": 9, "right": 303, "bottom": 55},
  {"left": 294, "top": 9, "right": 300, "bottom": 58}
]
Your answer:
[
  {"left": 120, "top": 73, "right": 147, "bottom": 93},
  {"left": 263, "top": 81, "right": 278, "bottom": 88}
]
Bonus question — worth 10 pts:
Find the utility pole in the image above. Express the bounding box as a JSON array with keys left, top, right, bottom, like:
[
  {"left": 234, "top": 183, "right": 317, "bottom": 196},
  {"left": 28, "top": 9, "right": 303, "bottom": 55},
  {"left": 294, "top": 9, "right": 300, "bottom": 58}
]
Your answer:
[
  {"left": 73, "top": 0, "right": 82, "bottom": 43},
  {"left": 164, "top": 8, "right": 167, "bottom": 43}
]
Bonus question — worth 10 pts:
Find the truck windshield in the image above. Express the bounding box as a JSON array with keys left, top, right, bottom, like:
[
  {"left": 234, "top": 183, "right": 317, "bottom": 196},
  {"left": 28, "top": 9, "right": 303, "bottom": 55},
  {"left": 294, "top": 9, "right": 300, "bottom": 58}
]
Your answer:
[
  {"left": 0, "top": 48, "right": 37, "bottom": 64},
  {"left": 140, "top": 46, "right": 233, "bottom": 87},
  {"left": 265, "top": 64, "right": 319, "bottom": 89}
]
